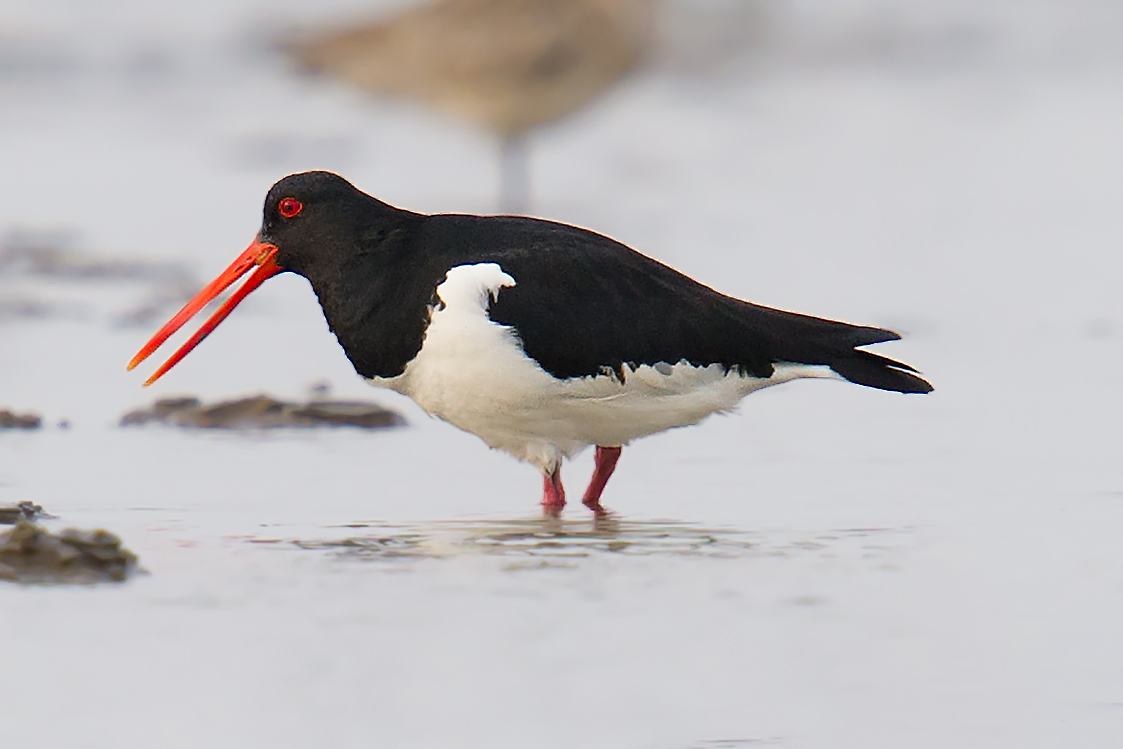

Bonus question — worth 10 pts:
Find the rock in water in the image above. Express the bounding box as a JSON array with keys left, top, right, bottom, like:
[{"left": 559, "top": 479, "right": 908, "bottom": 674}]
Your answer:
[
  {"left": 119, "top": 394, "right": 406, "bottom": 429},
  {"left": 0, "top": 522, "right": 139, "bottom": 584},
  {"left": 0, "top": 501, "right": 51, "bottom": 525},
  {"left": 0, "top": 409, "right": 41, "bottom": 429}
]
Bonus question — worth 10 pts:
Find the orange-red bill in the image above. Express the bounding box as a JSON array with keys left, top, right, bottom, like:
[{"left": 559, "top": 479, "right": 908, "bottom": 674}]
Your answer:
[{"left": 128, "top": 237, "right": 282, "bottom": 386}]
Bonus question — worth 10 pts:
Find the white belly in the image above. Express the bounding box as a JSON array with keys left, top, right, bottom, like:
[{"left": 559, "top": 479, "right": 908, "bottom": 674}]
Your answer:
[{"left": 370, "top": 263, "right": 834, "bottom": 471}]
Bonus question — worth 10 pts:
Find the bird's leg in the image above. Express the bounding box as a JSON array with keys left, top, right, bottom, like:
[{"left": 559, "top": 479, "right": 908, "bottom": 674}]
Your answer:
[
  {"left": 541, "top": 466, "right": 566, "bottom": 517},
  {"left": 498, "top": 133, "right": 530, "bottom": 215},
  {"left": 582, "top": 446, "right": 622, "bottom": 517}
]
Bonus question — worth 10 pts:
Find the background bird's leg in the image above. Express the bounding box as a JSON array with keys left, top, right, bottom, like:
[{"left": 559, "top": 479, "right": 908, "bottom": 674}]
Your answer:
[
  {"left": 541, "top": 465, "right": 566, "bottom": 516},
  {"left": 498, "top": 132, "right": 531, "bottom": 215},
  {"left": 582, "top": 446, "right": 622, "bottom": 516}
]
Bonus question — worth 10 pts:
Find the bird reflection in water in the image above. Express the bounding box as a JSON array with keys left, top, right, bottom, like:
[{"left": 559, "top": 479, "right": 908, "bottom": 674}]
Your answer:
[{"left": 252, "top": 518, "right": 908, "bottom": 566}]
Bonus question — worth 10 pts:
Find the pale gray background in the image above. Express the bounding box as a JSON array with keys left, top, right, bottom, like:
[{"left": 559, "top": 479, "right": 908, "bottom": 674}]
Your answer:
[{"left": 1, "top": 1, "right": 1121, "bottom": 746}]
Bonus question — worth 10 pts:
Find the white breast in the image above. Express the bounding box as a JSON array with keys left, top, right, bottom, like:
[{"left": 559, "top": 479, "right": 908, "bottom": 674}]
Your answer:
[{"left": 370, "top": 262, "right": 836, "bottom": 472}]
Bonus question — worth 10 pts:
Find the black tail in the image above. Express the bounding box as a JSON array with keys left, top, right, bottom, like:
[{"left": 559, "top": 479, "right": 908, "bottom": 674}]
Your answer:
[
  {"left": 830, "top": 348, "right": 933, "bottom": 394},
  {"left": 743, "top": 305, "right": 934, "bottom": 394}
]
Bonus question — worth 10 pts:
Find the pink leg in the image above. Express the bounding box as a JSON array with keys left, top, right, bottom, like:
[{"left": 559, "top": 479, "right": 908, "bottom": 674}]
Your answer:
[
  {"left": 541, "top": 467, "right": 566, "bottom": 516},
  {"left": 582, "top": 446, "right": 622, "bottom": 516}
]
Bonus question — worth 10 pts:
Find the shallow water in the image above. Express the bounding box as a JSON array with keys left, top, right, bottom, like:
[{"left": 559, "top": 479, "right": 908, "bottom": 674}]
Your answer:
[
  {"left": 254, "top": 517, "right": 910, "bottom": 566},
  {"left": 2, "top": 0, "right": 1123, "bottom": 747}
]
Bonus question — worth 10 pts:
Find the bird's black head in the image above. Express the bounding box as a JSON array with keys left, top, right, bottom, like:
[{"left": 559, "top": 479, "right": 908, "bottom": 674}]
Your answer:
[
  {"left": 259, "top": 171, "right": 405, "bottom": 279},
  {"left": 128, "top": 171, "right": 416, "bottom": 385}
]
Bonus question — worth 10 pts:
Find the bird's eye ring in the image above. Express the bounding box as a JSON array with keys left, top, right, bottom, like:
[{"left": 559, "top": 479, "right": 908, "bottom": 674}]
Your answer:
[{"left": 279, "top": 198, "right": 303, "bottom": 218}]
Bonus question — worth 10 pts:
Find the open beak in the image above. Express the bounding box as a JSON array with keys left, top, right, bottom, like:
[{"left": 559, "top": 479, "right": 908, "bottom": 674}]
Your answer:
[{"left": 128, "top": 236, "right": 282, "bottom": 386}]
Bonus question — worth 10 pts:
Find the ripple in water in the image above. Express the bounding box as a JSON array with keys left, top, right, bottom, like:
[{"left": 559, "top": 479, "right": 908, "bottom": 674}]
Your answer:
[{"left": 249, "top": 517, "right": 910, "bottom": 566}]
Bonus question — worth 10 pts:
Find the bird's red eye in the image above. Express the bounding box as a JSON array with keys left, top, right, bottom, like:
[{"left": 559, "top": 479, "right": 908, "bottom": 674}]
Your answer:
[{"left": 279, "top": 197, "right": 303, "bottom": 218}]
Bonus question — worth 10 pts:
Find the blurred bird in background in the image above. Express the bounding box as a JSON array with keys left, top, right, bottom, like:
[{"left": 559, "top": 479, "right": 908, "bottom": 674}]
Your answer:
[{"left": 289, "top": 0, "right": 659, "bottom": 214}]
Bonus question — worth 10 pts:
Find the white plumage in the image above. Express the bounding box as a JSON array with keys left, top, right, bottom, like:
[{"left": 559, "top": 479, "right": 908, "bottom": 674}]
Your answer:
[{"left": 371, "top": 263, "right": 837, "bottom": 472}]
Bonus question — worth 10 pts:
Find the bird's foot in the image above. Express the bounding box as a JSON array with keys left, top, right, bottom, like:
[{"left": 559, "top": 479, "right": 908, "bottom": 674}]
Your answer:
[
  {"left": 541, "top": 499, "right": 566, "bottom": 518},
  {"left": 581, "top": 497, "right": 611, "bottom": 519},
  {"left": 541, "top": 469, "right": 566, "bottom": 516},
  {"left": 580, "top": 446, "right": 621, "bottom": 519}
]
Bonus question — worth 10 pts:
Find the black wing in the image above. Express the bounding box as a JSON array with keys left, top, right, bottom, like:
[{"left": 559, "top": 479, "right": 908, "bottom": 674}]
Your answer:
[{"left": 426, "top": 215, "right": 932, "bottom": 394}]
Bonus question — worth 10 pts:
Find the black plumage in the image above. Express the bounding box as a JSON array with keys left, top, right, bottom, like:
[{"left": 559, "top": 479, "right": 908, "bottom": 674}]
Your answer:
[{"left": 262, "top": 171, "right": 932, "bottom": 395}]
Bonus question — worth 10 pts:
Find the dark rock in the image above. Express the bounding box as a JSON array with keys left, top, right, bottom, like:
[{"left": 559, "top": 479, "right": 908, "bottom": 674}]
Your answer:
[
  {"left": 0, "top": 501, "right": 52, "bottom": 525},
  {"left": 120, "top": 394, "right": 406, "bottom": 430},
  {"left": 288, "top": 401, "right": 407, "bottom": 428},
  {"left": 0, "top": 522, "right": 138, "bottom": 584},
  {"left": 0, "top": 409, "right": 41, "bottom": 429}
]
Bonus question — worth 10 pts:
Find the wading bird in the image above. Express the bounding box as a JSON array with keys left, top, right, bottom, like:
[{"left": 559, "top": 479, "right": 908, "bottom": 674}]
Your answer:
[{"left": 130, "top": 171, "right": 932, "bottom": 516}]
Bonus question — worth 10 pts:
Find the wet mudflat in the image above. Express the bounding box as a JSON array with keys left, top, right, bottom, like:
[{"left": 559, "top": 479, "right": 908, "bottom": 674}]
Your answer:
[{"left": 2, "top": 1, "right": 1122, "bottom": 748}]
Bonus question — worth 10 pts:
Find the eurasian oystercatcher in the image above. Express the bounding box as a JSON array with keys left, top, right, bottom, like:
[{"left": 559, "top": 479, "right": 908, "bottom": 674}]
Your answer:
[
  {"left": 129, "top": 171, "right": 932, "bottom": 516},
  {"left": 290, "top": 0, "right": 656, "bottom": 212}
]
